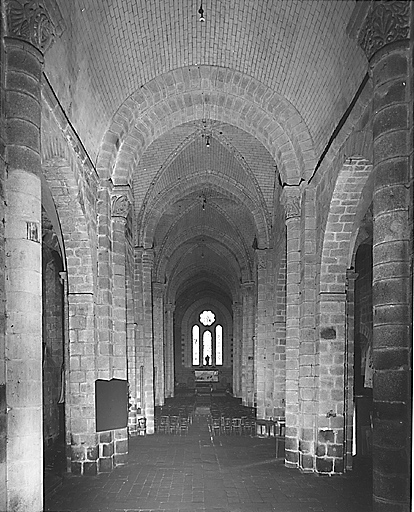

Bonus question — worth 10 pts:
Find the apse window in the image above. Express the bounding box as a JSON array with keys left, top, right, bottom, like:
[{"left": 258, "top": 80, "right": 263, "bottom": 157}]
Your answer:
[
  {"left": 192, "top": 325, "right": 200, "bottom": 365},
  {"left": 215, "top": 325, "right": 223, "bottom": 365},
  {"left": 202, "top": 330, "right": 212, "bottom": 365},
  {"left": 192, "top": 310, "right": 223, "bottom": 366},
  {"left": 200, "top": 310, "right": 215, "bottom": 326}
]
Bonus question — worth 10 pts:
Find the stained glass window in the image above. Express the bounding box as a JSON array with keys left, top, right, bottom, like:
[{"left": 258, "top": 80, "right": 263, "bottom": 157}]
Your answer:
[
  {"left": 192, "top": 325, "right": 200, "bottom": 365},
  {"left": 200, "top": 310, "right": 215, "bottom": 326},
  {"left": 202, "top": 330, "right": 212, "bottom": 365},
  {"left": 215, "top": 325, "right": 223, "bottom": 365}
]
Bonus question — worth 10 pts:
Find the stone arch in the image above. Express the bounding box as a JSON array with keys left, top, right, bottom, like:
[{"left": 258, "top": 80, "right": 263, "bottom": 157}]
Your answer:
[
  {"left": 41, "top": 156, "right": 95, "bottom": 294},
  {"left": 168, "top": 266, "right": 237, "bottom": 305},
  {"left": 96, "top": 66, "right": 316, "bottom": 188},
  {"left": 139, "top": 171, "right": 270, "bottom": 249},
  {"left": 320, "top": 157, "right": 373, "bottom": 294},
  {"left": 165, "top": 242, "right": 242, "bottom": 299},
  {"left": 136, "top": 124, "right": 272, "bottom": 242},
  {"left": 41, "top": 90, "right": 97, "bottom": 294},
  {"left": 156, "top": 227, "right": 252, "bottom": 283},
  {"left": 183, "top": 297, "right": 233, "bottom": 337},
  {"left": 310, "top": 112, "right": 374, "bottom": 474}
]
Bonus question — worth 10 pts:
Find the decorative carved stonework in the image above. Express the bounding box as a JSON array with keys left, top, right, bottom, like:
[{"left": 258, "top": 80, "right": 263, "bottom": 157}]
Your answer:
[
  {"left": 256, "top": 250, "right": 267, "bottom": 270},
  {"left": 282, "top": 194, "right": 301, "bottom": 220},
  {"left": 6, "top": 0, "right": 56, "bottom": 52},
  {"left": 241, "top": 281, "right": 254, "bottom": 297},
  {"left": 112, "top": 195, "right": 130, "bottom": 218},
  {"left": 152, "top": 282, "right": 165, "bottom": 299},
  {"left": 358, "top": 1, "right": 410, "bottom": 60}
]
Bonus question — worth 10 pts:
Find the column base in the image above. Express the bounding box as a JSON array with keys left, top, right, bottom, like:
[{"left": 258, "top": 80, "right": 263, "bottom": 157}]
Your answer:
[{"left": 70, "top": 428, "right": 128, "bottom": 476}]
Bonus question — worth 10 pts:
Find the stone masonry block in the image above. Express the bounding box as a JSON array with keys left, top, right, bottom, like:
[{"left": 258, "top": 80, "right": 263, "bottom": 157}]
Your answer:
[
  {"left": 6, "top": 45, "right": 42, "bottom": 79},
  {"left": 318, "top": 429, "right": 334, "bottom": 443},
  {"left": 83, "top": 461, "right": 97, "bottom": 476},
  {"left": 98, "top": 457, "right": 114, "bottom": 473},
  {"left": 71, "top": 461, "right": 82, "bottom": 475},
  {"left": 114, "top": 453, "right": 128, "bottom": 466},
  {"left": 375, "top": 370, "right": 408, "bottom": 402},
  {"left": 327, "top": 444, "right": 343, "bottom": 458},
  {"left": 300, "top": 454, "right": 314, "bottom": 471},
  {"left": 373, "top": 53, "right": 407, "bottom": 88},
  {"left": 316, "top": 457, "right": 333, "bottom": 473}
]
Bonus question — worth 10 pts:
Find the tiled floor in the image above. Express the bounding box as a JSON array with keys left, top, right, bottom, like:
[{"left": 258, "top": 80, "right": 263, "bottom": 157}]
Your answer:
[{"left": 45, "top": 415, "right": 372, "bottom": 512}]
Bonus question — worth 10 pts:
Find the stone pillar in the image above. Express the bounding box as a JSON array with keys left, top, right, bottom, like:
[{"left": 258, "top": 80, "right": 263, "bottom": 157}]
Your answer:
[
  {"left": 241, "top": 282, "right": 255, "bottom": 406},
  {"left": 67, "top": 292, "right": 97, "bottom": 475},
  {"left": 281, "top": 187, "right": 302, "bottom": 468},
  {"left": 152, "top": 282, "right": 165, "bottom": 406},
  {"left": 2, "top": 1, "right": 59, "bottom": 509},
  {"left": 355, "top": 2, "right": 412, "bottom": 510},
  {"left": 109, "top": 193, "right": 130, "bottom": 463},
  {"left": 232, "top": 301, "right": 242, "bottom": 397},
  {"left": 345, "top": 269, "right": 358, "bottom": 471},
  {"left": 316, "top": 292, "right": 346, "bottom": 474},
  {"left": 164, "top": 303, "right": 175, "bottom": 398},
  {"left": 111, "top": 193, "right": 130, "bottom": 381},
  {"left": 96, "top": 180, "right": 113, "bottom": 380},
  {"left": 135, "top": 248, "right": 155, "bottom": 433},
  {"left": 255, "top": 249, "right": 268, "bottom": 419}
]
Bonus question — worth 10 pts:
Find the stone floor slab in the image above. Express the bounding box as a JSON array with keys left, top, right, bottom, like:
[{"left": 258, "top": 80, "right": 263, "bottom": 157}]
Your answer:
[{"left": 45, "top": 416, "right": 372, "bottom": 512}]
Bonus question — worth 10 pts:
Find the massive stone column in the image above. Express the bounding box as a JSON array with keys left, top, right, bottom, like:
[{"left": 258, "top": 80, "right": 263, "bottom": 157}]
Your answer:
[
  {"left": 232, "top": 301, "right": 242, "bottom": 397},
  {"left": 241, "top": 282, "right": 255, "bottom": 406},
  {"left": 2, "top": 1, "right": 60, "bottom": 509},
  {"left": 345, "top": 269, "right": 358, "bottom": 471},
  {"left": 281, "top": 187, "right": 302, "bottom": 468},
  {"left": 135, "top": 248, "right": 155, "bottom": 433},
  {"left": 353, "top": 2, "right": 412, "bottom": 510},
  {"left": 108, "top": 192, "right": 130, "bottom": 463},
  {"left": 111, "top": 193, "right": 130, "bottom": 381},
  {"left": 255, "top": 249, "right": 270, "bottom": 420},
  {"left": 152, "top": 282, "right": 165, "bottom": 406},
  {"left": 164, "top": 303, "right": 175, "bottom": 398}
]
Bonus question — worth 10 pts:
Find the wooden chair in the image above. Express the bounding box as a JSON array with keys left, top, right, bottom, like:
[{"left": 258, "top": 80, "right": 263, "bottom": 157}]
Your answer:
[
  {"left": 223, "top": 416, "right": 232, "bottom": 435},
  {"left": 211, "top": 416, "right": 221, "bottom": 436},
  {"left": 137, "top": 417, "right": 146, "bottom": 436},
  {"left": 179, "top": 416, "right": 189, "bottom": 435},
  {"left": 242, "top": 417, "right": 255, "bottom": 436},
  {"left": 169, "top": 415, "right": 180, "bottom": 434},
  {"left": 158, "top": 415, "right": 169, "bottom": 434},
  {"left": 275, "top": 418, "right": 286, "bottom": 458},
  {"left": 231, "top": 417, "right": 242, "bottom": 435}
]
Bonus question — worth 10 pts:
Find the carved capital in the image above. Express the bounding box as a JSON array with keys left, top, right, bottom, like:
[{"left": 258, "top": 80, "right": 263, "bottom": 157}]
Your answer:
[
  {"left": 281, "top": 187, "right": 301, "bottom": 221},
  {"left": 256, "top": 249, "right": 267, "bottom": 270},
  {"left": 152, "top": 282, "right": 165, "bottom": 299},
  {"left": 358, "top": 1, "right": 410, "bottom": 60},
  {"left": 142, "top": 248, "right": 154, "bottom": 267},
  {"left": 5, "top": 0, "right": 64, "bottom": 52},
  {"left": 112, "top": 195, "right": 131, "bottom": 218},
  {"left": 165, "top": 303, "right": 175, "bottom": 313},
  {"left": 241, "top": 281, "right": 255, "bottom": 297},
  {"left": 232, "top": 302, "right": 242, "bottom": 315}
]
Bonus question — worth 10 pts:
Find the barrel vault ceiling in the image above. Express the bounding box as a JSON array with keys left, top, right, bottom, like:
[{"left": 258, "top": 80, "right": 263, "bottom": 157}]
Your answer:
[{"left": 46, "top": 0, "right": 368, "bottom": 310}]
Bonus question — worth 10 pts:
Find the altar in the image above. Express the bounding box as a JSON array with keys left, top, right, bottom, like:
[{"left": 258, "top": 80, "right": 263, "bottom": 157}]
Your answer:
[
  {"left": 194, "top": 369, "right": 219, "bottom": 394},
  {"left": 194, "top": 369, "right": 219, "bottom": 383}
]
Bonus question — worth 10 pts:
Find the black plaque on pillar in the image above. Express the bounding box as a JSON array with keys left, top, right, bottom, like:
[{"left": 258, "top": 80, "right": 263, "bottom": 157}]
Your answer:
[{"left": 95, "top": 379, "right": 128, "bottom": 432}]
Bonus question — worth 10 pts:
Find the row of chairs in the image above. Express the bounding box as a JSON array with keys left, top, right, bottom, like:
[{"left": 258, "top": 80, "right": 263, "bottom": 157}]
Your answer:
[
  {"left": 155, "top": 414, "right": 191, "bottom": 435},
  {"left": 209, "top": 414, "right": 256, "bottom": 435}
]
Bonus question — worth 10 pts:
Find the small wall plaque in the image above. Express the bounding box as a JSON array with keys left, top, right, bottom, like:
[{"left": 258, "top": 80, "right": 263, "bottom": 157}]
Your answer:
[{"left": 26, "top": 222, "right": 40, "bottom": 242}]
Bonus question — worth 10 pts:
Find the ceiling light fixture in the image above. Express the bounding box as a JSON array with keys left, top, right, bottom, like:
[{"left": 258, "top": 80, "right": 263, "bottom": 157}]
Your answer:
[
  {"left": 201, "top": 119, "right": 211, "bottom": 148},
  {"left": 198, "top": 2, "right": 205, "bottom": 22},
  {"left": 201, "top": 194, "right": 207, "bottom": 211}
]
